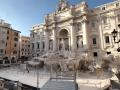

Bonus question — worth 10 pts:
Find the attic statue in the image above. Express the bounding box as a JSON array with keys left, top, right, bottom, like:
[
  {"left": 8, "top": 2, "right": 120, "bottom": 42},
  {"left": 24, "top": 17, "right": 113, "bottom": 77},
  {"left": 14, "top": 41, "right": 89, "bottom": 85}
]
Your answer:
[{"left": 58, "top": 0, "right": 69, "bottom": 12}]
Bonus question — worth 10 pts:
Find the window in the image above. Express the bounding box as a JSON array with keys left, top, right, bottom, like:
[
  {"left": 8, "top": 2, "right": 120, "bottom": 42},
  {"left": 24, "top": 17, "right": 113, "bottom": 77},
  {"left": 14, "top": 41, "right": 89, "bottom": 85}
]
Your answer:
[
  {"left": 37, "top": 43, "right": 40, "bottom": 49},
  {"left": 14, "top": 32, "right": 18, "bottom": 36},
  {"left": 103, "top": 17, "right": 108, "bottom": 25},
  {"left": 91, "top": 22, "right": 95, "bottom": 27},
  {"left": 7, "top": 36, "right": 9, "bottom": 40},
  {"left": 105, "top": 36, "right": 110, "bottom": 44},
  {"left": 7, "top": 30, "right": 9, "bottom": 34},
  {"left": 0, "top": 60, "right": 3, "bottom": 64},
  {"left": 102, "top": 7, "right": 105, "bottom": 10},
  {"left": 28, "top": 45, "right": 30, "bottom": 47},
  {"left": 33, "top": 34, "right": 34, "bottom": 38},
  {"left": 21, "top": 49, "right": 24, "bottom": 51},
  {"left": 14, "top": 38, "right": 18, "bottom": 41},
  {"left": 1, "top": 40, "right": 5, "bottom": 44},
  {"left": 118, "top": 14, "right": 120, "bottom": 22},
  {"left": 116, "top": 3, "right": 119, "bottom": 7},
  {"left": 78, "top": 23, "right": 82, "bottom": 31},
  {"left": 49, "top": 31, "right": 53, "bottom": 36},
  {"left": 107, "top": 52, "right": 111, "bottom": 55},
  {"left": 0, "top": 49, "right": 3, "bottom": 54},
  {"left": 13, "top": 50, "right": 17, "bottom": 54},
  {"left": 25, "top": 41, "right": 27, "bottom": 43},
  {"left": 14, "top": 44, "right": 17, "bottom": 47},
  {"left": 49, "top": 40, "right": 53, "bottom": 50},
  {"left": 93, "top": 38, "right": 97, "bottom": 44},
  {"left": 42, "top": 42, "right": 45, "bottom": 49},
  {"left": 81, "top": 41, "right": 83, "bottom": 47},
  {"left": 32, "top": 43, "right": 34, "bottom": 49},
  {"left": 93, "top": 52, "right": 98, "bottom": 57},
  {"left": 77, "top": 36, "right": 83, "bottom": 48}
]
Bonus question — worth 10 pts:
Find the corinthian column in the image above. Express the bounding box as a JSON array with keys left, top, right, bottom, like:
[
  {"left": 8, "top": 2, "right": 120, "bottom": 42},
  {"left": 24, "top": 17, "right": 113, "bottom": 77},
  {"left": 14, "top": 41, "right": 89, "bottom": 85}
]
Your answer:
[
  {"left": 45, "top": 30, "right": 49, "bottom": 52},
  {"left": 53, "top": 27, "right": 57, "bottom": 51},
  {"left": 82, "top": 17, "right": 88, "bottom": 49},
  {"left": 70, "top": 22, "right": 77, "bottom": 51}
]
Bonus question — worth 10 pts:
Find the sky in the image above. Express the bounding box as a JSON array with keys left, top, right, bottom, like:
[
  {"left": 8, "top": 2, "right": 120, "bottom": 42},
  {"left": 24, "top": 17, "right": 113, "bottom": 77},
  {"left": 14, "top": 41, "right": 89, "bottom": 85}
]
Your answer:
[{"left": 0, "top": 0, "right": 114, "bottom": 36}]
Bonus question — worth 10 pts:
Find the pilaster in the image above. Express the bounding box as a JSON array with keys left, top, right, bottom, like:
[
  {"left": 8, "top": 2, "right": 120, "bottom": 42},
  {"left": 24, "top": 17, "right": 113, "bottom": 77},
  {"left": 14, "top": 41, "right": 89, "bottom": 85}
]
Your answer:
[
  {"left": 82, "top": 17, "right": 88, "bottom": 49},
  {"left": 70, "top": 22, "right": 77, "bottom": 51},
  {"left": 45, "top": 30, "right": 49, "bottom": 51},
  {"left": 52, "top": 27, "right": 57, "bottom": 51}
]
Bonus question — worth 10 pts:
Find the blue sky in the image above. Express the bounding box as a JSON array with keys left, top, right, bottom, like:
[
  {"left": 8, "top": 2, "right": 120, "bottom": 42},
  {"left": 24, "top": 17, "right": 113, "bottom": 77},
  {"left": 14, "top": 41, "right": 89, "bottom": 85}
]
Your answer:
[{"left": 0, "top": 0, "right": 113, "bottom": 36}]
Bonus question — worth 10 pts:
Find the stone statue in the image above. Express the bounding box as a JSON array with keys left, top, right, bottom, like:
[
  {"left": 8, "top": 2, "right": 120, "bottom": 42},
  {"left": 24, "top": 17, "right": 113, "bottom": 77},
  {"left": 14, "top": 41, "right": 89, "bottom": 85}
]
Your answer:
[
  {"left": 58, "top": 0, "right": 69, "bottom": 11},
  {"left": 59, "top": 0, "right": 66, "bottom": 3}
]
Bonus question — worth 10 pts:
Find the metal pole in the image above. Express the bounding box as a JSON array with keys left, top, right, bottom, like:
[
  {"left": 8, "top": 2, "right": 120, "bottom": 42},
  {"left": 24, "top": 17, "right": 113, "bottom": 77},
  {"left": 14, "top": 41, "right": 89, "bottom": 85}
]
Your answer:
[
  {"left": 50, "top": 63, "right": 52, "bottom": 79},
  {"left": 37, "top": 65, "right": 39, "bottom": 90},
  {"left": 74, "top": 64, "right": 78, "bottom": 90}
]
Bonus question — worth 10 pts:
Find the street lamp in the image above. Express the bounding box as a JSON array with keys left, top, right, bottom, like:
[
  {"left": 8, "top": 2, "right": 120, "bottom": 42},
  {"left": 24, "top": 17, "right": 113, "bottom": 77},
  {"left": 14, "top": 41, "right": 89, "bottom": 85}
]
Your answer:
[
  {"left": 111, "top": 24, "right": 120, "bottom": 52},
  {"left": 111, "top": 29, "right": 118, "bottom": 42}
]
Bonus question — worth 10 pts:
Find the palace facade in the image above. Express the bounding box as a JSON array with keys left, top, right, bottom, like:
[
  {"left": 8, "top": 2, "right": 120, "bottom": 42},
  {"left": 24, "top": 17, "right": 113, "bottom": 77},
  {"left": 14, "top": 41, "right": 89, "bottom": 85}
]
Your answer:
[
  {"left": 30, "top": 0, "right": 120, "bottom": 60},
  {"left": 20, "top": 36, "right": 30, "bottom": 58},
  {"left": 0, "top": 19, "right": 21, "bottom": 60}
]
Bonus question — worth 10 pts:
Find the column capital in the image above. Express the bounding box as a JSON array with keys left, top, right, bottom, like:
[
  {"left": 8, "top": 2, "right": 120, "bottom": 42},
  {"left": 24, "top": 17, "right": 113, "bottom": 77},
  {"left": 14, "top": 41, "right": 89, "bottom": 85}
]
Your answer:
[
  {"left": 52, "top": 26, "right": 56, "bottom": 30},
  {"left": 69, "top": 22, "right": 77, "bottom": 26},
  {"left": 81, "top": 19, "right": 87, "bottom": 23}
]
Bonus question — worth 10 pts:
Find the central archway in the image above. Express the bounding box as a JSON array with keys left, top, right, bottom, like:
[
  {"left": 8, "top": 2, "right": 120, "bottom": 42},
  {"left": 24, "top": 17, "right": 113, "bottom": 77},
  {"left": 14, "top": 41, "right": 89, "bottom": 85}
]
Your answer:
[
  {"left": 59, "top": 29, "right": 68, "bottom": 37},
  {"left": 58, "top": 29, "right": 69, "bottom": 51}
]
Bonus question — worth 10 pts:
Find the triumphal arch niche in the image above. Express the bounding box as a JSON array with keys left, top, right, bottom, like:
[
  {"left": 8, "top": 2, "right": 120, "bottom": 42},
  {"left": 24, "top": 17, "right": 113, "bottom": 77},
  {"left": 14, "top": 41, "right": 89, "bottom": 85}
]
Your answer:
[
  {"left": 44, "top": 0, "right": 89, "bottom": 52},
  {"left": 58, "top": 29, "right": 69, "bottom": 51}
]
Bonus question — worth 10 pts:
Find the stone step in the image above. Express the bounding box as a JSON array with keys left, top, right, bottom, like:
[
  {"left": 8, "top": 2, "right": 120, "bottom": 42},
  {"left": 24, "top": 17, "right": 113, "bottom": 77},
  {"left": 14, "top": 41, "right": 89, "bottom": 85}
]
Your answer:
[{"left": 41, "top": 80, "right": 75, "bottom": 90}]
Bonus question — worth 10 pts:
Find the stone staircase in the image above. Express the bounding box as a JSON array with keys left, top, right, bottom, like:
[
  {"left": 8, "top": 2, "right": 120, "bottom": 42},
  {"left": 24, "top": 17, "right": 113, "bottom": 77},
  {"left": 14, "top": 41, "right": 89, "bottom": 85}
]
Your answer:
[
  {"left": 41, "top": 70, "right": 76, "bottom": 90},
  {"left": 41, "top": 79, "right": 75, "bottom": 90}
]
